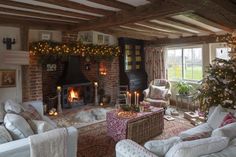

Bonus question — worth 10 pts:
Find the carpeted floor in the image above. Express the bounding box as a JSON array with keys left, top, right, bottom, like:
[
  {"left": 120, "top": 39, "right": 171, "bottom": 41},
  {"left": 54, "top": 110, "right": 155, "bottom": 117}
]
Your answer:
[{"left": 77, "top": 117, "right": 194, "bottom": 157}]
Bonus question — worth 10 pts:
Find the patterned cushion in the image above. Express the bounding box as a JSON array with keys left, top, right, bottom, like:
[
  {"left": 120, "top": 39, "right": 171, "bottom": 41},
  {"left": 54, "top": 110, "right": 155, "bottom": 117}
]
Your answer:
[
  {"left": 28, "top": 120, "right": 54, "bottom": 134},
  {"left": 181, "top": 131, "right": 212, "bottom": 141},
  {"left": 149, "top": 85, "right": 167, "bottom": 100},
  {"left": 220, "top": 112, "right": 236, "bottom": 127},
  {"left": 20, "top": 104, "right": 42, "bottom": 121},
  {"left": 0, "top": 125, "right": 12, "bottom": 144}
]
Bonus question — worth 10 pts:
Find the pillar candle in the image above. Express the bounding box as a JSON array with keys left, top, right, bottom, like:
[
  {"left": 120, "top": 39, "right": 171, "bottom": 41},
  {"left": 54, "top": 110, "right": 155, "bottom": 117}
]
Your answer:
[
  {"left": 137, "top": 93, "right": 139, "bottom": 105},
  {"left": 134, "top": 91, "right": 137, "bottom": 105},
  {"left": 94, "top": 82, "right": 98, "bottom": 105}
]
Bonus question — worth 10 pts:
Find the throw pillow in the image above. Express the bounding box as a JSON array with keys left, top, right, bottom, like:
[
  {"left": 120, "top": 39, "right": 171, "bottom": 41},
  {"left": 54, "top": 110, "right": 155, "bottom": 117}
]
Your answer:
[
  {"left": 20, "top": 104, "right": 42, "bottom": 121},
  {"left": 212, "top": 122, "right": 236, "bottom": 140},
  {"left": 4, "top": 99, "right": 22, "bottom": 114},
  {"left": 220, "top": 112, "right": 236, "bottom": 127},
  {"left": 144, "top": 136, "right": 181, "bottom": 157},
  {"left": 0, "top": 125, "right": 13, "bottom": 144},
  {"left": 0, "top": 103, "right": 5, "bottom": 124},
  {"left": 4, "top": 113, "right": 34, "bottom": 140},
  {"left": 28, "top": 120, "right": 54, "bottom": 134},
  {"left": 149, "top": 85, "right": 167, "bottom": 100},
  {"left": 207, "top": 105, "right": 228, "bottom": 129},
  {"left": 165, "top": 136, "right": 229, "bottom": 157},
  {"left": 181, "top": 131, "right": 212, "bottom": 141}
]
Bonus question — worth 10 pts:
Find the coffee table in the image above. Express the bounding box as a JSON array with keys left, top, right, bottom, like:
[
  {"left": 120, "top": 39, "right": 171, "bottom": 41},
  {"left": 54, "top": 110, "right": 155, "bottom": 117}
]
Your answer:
[{"left": 106, "top": 106, "right": 164, "bottom": 144}]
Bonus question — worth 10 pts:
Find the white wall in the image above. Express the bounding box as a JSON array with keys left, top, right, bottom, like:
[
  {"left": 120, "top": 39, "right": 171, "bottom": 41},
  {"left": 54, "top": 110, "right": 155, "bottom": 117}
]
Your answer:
[
  {"left": 29, "top": 29, "right": 62, "bottom": 42},
  {"left": 0, "top": 26, "right": 22, "bottom": 103}
]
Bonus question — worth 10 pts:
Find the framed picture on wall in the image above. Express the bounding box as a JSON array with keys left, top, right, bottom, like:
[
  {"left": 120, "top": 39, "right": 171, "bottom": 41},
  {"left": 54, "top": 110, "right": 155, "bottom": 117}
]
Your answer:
[
  {"left": 0, "top": 69, "right": 16, "bottom": 88},
  {"left": 40, "top": 31, "right": 52, "bottom": 40}
]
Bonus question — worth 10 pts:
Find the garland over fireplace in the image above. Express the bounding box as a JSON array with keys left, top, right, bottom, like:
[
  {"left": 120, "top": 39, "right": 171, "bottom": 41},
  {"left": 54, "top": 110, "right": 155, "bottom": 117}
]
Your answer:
[{"left": 58, "top": 56, "right": 93, "bottom": 108}]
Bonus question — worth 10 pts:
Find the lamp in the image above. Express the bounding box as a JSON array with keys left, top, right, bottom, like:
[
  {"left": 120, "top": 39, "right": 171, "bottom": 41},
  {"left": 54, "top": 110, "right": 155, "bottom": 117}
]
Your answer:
[{"left": 3, "top": 37, "right": 16, "bottom": 50}]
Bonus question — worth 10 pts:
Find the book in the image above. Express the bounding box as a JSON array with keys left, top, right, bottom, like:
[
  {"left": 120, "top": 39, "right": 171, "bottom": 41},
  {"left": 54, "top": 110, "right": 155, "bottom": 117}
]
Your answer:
[{"left": 164, "top": 115, "right": 175, "bottom": 121}]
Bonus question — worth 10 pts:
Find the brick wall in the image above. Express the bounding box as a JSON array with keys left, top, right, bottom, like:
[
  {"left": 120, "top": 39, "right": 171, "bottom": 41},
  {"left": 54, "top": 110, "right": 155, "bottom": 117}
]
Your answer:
[
  {"left": 22, "top": 32, "right": 120, "bottom": 105},
  {"left": 22, "top": 54, "right": 43, "bottom": 101}
]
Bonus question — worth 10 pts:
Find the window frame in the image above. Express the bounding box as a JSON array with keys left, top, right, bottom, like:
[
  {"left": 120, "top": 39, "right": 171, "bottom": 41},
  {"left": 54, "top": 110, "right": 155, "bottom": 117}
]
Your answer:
[{"left": 165, "top": 45, "right": 203, "bottom": 82}]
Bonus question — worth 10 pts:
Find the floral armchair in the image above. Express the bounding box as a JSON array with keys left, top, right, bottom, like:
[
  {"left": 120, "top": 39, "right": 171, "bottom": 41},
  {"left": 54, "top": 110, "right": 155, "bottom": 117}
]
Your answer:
[{"left": 143, "top": 79, "right": 171, "bottom": 109}]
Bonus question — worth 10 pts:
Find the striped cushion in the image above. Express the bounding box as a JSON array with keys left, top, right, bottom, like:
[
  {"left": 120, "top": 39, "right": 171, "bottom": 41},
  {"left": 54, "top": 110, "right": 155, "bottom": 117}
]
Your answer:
[
  {"left": 20, "top": 105, "right": 42, "bottom": 121},
  {"left": 220, "top": 112, "right": 236, "bottom": 127}
]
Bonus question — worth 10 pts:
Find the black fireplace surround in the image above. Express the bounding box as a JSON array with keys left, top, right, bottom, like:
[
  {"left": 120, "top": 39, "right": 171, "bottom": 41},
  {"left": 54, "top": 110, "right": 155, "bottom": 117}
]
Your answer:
[{"left": 58, "top": 56, "right": 93, "bottom": 108}]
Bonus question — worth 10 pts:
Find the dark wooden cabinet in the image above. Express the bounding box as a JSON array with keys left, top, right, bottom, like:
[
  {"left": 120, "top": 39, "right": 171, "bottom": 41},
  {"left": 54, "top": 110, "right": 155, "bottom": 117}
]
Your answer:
[{"left": 119, "top": 38, "right": 147, "bottom": 94}]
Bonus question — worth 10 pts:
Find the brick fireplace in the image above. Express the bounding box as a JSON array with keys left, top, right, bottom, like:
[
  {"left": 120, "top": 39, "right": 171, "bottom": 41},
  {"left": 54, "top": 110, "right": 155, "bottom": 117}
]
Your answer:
[{"left": 22, "top": 32, "right": 120, "bottom": 109}]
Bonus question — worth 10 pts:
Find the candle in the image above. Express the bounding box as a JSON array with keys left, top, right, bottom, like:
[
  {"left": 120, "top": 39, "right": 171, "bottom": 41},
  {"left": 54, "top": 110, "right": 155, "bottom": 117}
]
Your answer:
[
  {"left": 134, "top": 91, "right": 137, "bottom": 105},
  {"left": 136, "top": 93, "right": 139, "bottom": 105},
  {"left": 126, "top": 91, "right": 129, "bottom": 104},
  {"left": 57, "top": 86, "right": 61, "bottom": 92},
  {"left": 57, "top": 86, "right": 62, "bottom": 114},
  {"left": 54, "top": 112, "right": 58, "bottom": 116},
  {"left": 129, "top": 93, "right": 131, "bottom": 104},
  {"left": 94, "top": 82, "right": 98, "bottom": 105}
]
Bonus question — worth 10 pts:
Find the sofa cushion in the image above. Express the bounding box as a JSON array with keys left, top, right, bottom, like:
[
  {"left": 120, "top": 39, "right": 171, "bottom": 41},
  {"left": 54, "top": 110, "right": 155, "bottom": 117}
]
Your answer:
[
  {"left": 181, "top": 131, "right": 211, "bottom": 141},
  {"left": 0, "top": 103, "right": 5, "bottom": 124},
  {"left": 0, "top": 125, "right": 13, "bottom": 144},
  {"left": 212, "top": 122, "right": 236, "bottom": 140},
  {"left": 20, "top": 104, "right": 42, "bottom": 121},
  {"left": 179, "top": 123, "right": 213, "bottom": 139},
  {"left": 28, "top": 120, "right": 54, "bottom": 134},
  {"left": 165, "top": 136, "right": 229, "bottom": 157},
  {"left": 220, "top": 112, "right": 236, "bottom": 127},
  {"left": 207, "top": 105, "right": 228, "bottom": 129},
  {"left": 4, "top": 99, "right": 22, "bottom": 114},
  {"left": 144, "top": 136, "right": 181, "bottom": 157},
  {"left": 149, "top": 85, "right": 167, "bottom": 100},
  {"left": 4, "top": 113, "right": 34, "bottom": 140}
]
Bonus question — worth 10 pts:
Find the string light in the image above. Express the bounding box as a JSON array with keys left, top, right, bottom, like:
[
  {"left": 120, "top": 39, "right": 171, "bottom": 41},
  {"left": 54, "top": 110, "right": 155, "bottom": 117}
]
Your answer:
[{"left": 29, "top": 41, "right": 121, "bottom": 62}]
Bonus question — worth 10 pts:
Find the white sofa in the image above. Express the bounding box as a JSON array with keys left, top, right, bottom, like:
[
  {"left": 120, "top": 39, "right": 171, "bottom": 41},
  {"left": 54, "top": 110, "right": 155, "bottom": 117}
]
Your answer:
[
  {"left": 116, "top": 106, "right": 236, "bottom": 157},
  {"left": 0, "top": 101, "right": 78, "bottom": 157}
]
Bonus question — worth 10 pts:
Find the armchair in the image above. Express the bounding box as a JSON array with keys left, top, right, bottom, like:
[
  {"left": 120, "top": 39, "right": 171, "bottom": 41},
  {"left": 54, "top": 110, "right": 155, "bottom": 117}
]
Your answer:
[{"left": 143, "top": 79, "right": 171, "bottom": 109}]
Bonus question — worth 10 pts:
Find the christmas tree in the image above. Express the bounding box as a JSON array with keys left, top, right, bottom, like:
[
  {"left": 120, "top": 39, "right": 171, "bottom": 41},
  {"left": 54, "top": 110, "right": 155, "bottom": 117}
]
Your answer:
[{"left": 196, "top": 33, "right": 236, "bottom": 111}]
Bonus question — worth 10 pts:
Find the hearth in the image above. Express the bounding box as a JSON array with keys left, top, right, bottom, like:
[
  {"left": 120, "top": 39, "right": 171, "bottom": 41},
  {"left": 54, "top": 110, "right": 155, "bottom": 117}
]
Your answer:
[{"left": 58, "top": 56, "right": 93, "bottom": 108}]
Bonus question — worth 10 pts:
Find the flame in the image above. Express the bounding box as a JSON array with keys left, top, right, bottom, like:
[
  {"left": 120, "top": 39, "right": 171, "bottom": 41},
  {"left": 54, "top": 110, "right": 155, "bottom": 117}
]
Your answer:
[{"left": 68, "top": 88, "right": 79, "bottom": 102}]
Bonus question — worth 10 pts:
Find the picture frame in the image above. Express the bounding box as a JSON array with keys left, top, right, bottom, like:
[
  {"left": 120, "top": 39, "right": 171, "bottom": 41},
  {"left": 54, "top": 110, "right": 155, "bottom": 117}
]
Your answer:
[
  {"left": 78, "top": 32, "right": 93, "bottom": 43},
  {"left": 0, "top": 69, "right": 16, "bottom": 88},
  {"left": 104, "top": 35, "right": 109, "bottom": 45},
  {"left": 40, "top": 31, "right": 52, "bottom": 40},
  {"left": 97, "top": 34, "right": 104, "bottom": 44},
  {"left": 46, "top": 64, "right": 57, "bottom": 72}
]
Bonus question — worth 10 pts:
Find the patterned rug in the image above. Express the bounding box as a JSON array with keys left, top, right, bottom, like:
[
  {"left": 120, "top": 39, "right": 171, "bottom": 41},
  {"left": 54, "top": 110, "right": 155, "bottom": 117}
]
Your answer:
[{"left": 77, "top": 117, "right": 193, "bottom": 157}]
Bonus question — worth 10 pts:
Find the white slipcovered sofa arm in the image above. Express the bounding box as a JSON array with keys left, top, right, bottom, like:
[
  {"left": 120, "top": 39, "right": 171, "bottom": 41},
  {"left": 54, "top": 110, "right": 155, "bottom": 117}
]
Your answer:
[
  {"left": 143, "top": 88, "right": 150, "bottom": 98},
  {"left": 116, "top": 139, "right": 158, "bottom": 157}
]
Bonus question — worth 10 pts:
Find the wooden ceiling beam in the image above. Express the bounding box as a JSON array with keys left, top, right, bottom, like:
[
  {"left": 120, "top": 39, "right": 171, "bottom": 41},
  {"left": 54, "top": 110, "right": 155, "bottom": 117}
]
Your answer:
[
  {"left": 72, "top": 0, "right": 189, "bottom": 31},
  {"left": 182, "top": 13, "right": 233, "bottom": 32},
  {"left": 139, "top": 21, "right": 195, "bottom": 35},
  {"left": 100, "top": 29, "right": 157, "bottom": 41},
  {"left": 0, "top": 14, "right": 75, "bottom": 30},
  {"left": 123, "top": 24, "right": 181, "bottom": 37},
  {"left": 111, "top": 27, "right": 167, "bottom": 38},
  {"left": 0, "top": 1, "right": 97, "bottom": 20},
  {"left": 172, "top": 0, "right": 236, "bottom": 29},
  {"left": 36, "top": 0, "right": 114, "bottom": 16},
  {"left": 146, "top": 34, "right": 228, "bottom": 46},
  {"left": 88, "top": 0, "right": 135, "bottom": 10},
  {"left": 0, "top": 7, "right": 85, "bottom": 23}
]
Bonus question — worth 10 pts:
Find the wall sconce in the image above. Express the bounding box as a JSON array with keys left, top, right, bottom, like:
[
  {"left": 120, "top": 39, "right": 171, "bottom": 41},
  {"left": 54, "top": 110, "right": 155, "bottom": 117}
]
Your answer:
[
  {"left": 99, "top": 62, "right": 107, "bottom": 75},
  {"left": 3, "top": 37, "right": 16, "bottom": 50}
]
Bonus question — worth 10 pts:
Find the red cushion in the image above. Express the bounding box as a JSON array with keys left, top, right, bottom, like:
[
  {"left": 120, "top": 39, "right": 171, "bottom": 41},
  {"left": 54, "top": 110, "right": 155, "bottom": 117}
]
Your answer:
[{"left": 220, "top": 112, "right": 236, "bottom": 127}]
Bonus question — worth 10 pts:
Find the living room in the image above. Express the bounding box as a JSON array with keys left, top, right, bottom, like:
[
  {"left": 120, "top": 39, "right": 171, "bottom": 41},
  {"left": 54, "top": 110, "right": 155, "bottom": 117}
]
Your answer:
[{"left": 0, "top": 0, "right": 236, "bottom": 157}]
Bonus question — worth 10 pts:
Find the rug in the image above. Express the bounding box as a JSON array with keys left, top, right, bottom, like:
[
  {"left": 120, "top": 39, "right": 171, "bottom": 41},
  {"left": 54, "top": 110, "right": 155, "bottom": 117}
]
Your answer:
[{"left": 77, "top": 117, "right": 193, "bottom": 157}]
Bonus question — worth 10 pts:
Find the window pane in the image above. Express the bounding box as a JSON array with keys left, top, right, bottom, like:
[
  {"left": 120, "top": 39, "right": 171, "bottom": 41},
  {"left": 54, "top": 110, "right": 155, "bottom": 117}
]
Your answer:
[
  {"left": 192, "top": 64, "right": 203, "bottom": 80},
  {"left": 167, "top": 49, "right": 182, "bottom": 80},
  {"left": 216, "top": 48, "right": 230, "bottom": 60}
]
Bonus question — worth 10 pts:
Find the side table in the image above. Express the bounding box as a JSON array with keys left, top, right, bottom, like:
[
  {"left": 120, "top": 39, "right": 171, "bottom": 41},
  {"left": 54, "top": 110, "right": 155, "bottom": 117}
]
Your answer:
[{"left": 176, "top": 94, "right": 195, "bottom": 111}]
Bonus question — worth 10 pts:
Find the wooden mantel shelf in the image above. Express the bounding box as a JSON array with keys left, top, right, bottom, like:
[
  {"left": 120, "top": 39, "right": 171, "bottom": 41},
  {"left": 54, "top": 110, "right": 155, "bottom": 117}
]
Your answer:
[{"left": 1, "top": 51, "right": 29, "bottom": 65}]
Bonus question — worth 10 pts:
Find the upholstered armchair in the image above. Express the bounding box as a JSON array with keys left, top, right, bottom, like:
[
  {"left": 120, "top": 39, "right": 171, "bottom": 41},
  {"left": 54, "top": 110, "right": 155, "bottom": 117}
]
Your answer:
[{"left": 143, "top": 79, "right": 171, "bottom": 108}]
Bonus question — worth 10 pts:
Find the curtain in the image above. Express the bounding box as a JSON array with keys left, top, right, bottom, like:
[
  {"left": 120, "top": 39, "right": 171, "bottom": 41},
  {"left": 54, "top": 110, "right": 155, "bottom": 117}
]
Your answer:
[{"left": 144, "top": 47, "right": 166, "bottom": 84}]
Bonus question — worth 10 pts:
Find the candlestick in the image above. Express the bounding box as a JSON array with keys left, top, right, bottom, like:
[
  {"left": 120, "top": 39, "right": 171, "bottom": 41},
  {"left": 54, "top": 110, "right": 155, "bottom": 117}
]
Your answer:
[
  {"left": 94, "top": 82, "right": 98, "bottom": 105},
  {"left": 128, "top": 93, "right": 131, "bottom": 105},
  {"left": 57, "top": 86, "right": 62, "bottom": 114},
  {"left": 126, "top": 91, "right": 129, "bottom": 104},
  {"left": 134, "top": 91, "right": 137, "bottom": 105},
  {"left": 137, "top": 93, "right": 139, "bottom": 105}
]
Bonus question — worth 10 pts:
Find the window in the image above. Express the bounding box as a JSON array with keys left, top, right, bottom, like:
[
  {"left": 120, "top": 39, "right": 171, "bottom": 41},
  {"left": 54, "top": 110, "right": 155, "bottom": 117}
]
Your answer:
[
  {"left": 166, "top": 46, "right": 203, "bottom": 81},
  {"left": 216, "top": 47, "right": 230, "bottom": 60}
]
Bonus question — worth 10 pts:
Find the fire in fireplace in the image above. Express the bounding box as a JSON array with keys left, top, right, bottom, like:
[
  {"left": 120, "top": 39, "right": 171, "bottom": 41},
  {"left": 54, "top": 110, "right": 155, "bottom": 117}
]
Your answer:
[{"left": 68, "top": 87, "right": 80, "bottom": 103}]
